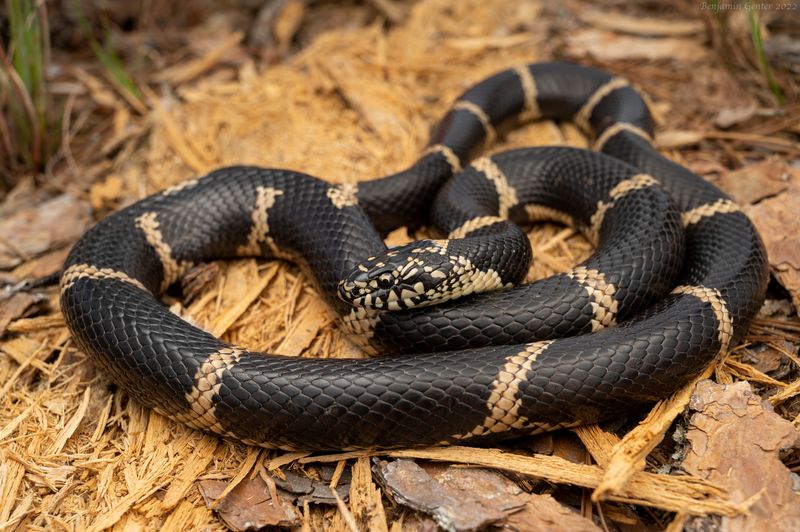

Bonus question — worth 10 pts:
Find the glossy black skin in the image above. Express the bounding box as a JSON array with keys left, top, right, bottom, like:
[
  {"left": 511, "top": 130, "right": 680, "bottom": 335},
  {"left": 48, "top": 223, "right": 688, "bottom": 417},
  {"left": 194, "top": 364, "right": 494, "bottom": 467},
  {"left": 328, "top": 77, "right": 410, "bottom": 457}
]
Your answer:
[{"left": 60, "top": 62, "right": 768, "bottom": 450}]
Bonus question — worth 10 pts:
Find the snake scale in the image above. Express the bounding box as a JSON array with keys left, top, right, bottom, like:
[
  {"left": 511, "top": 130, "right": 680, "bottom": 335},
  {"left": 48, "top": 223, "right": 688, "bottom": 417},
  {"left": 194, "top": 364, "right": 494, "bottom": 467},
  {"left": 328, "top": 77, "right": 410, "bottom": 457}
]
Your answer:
[{"left": 60, "top": 62, "right": 769, "bottom": 450}]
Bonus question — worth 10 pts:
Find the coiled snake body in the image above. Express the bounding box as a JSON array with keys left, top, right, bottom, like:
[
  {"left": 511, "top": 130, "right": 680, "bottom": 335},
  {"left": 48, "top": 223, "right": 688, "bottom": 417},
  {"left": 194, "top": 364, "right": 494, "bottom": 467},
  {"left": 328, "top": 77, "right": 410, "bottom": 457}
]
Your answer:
[{"left": 60, "top": 62, "right": 768, "bottom": 450}]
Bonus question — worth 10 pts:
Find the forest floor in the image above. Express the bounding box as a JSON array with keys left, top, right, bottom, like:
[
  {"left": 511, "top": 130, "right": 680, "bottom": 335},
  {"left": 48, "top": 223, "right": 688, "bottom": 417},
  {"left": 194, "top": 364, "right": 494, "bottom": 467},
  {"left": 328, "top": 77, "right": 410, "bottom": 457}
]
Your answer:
[{"left": 1, "top": 0, "right": 799, "bottom": 530}]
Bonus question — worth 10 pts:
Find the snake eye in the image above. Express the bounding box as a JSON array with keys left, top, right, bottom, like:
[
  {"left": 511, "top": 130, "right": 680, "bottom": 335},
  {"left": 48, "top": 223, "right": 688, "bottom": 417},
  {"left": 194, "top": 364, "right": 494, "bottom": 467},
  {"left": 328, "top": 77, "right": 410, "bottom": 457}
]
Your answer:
[{"left": 377, "top": 274, "right": 393, "bottom": 289}]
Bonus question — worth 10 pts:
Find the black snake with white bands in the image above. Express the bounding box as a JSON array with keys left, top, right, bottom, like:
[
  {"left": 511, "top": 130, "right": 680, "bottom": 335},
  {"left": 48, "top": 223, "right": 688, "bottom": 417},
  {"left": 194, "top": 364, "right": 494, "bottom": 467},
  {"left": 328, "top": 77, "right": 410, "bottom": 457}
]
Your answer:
[{"left": 60, "top": 62, "right": 768, "bottom": 450}]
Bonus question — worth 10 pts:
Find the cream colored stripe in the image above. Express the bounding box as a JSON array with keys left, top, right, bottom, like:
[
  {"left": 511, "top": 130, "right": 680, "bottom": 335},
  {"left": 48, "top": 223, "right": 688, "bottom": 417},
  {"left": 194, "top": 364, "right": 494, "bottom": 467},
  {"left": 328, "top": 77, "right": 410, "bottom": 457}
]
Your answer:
[
  {"left": 161, "top": 178, "right": 199, "bottom": 196},
  {"left": 448, "top": 215, "right": 505, "bottom": 239},
  {"left": 567, "top": 266, "right": 618, "bottom": 331},
  {"left": 471, "top": 157, "right": 519, "bottom": 218},
  {"left": 512, "top": 64, "right": 541, "bottom": 121},
  {"left": 453, "top": 100, "right": 496, "bottom": 145},
  {"left": 593, "top": 122, "right": 653, "bottom": 152},
  {"left": 635, "top": 82, "right": 662, "bottom": 126},
  {"left": 681, "top": 198, "right": 740, "bottom": 227},
  {"left": 608, "top": 173, "right": 660, "bottom": 200},
  {"left": 671, "top": 285, "right": 733, "bottom": 355},
  {"left": 237, "top": 186, "right": 284, "bottom": 256},
  {"left": 422, "top": 144, "right": 462, "bottom": 174},
  {"left": 467, "top": 341, "right": 554, "bottom": 437},
  {"left": 60, "top": 263, "right": 147, "bottom": 294},
  {"left": 136, "top": 212, "right": 193, "bottom": 291},
  {"left": 327, "top": 183, "right": 359, "bottom": 209},
  {"left": 170, "top": 347, "right": 243, "bottom": 436},
  {"left": 575, "top": 77, "right": 630, "bottom": 132},
  {"left": 587, "top": 173, "right": 659, "bottom": 245}
]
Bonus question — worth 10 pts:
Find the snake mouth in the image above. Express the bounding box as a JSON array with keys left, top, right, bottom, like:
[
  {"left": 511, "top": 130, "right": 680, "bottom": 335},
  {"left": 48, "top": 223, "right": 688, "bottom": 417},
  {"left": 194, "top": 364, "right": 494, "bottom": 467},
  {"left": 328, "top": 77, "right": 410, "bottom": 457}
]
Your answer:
[
  {"left": 337, "top": 280, "right": 425, "bottom": 310},
  {"left": 337, "top": 279, "right": 365, "bottom": 305}
]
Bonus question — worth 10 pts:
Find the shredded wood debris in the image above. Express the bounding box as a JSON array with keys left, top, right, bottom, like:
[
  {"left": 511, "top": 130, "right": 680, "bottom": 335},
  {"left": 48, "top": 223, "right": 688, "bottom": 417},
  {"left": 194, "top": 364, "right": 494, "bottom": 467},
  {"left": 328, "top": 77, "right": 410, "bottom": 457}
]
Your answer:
[
  {"left": 2, "top": 0, "right": 799, "bottom": 530},
  {"left": 387, "top": 446, "right": 743, "bottom": 516}
]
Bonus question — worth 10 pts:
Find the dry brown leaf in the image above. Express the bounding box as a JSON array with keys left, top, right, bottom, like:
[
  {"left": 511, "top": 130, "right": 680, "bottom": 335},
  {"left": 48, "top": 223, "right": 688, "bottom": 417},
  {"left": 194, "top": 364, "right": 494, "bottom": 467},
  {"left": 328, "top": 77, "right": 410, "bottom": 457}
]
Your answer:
[
  {"left": 0, "top": 195, "right": 90, "bottom": 269},
  {"left": 9, "top": 246, "right": 69, "bottom": 282},
  {"left": 566, "top": 29, "right": 708, "bottom": 62},
  {"left": 654, "top": 130, "right": 705, "bottom": 149},
  {"left": 745, "top": 174, "right": 800, "bottom": 313},
  {"left": 713, "top": 157, "right": 791, "bottom": 205},
  {"left": 715, "top": 104, "right": 758, "bottom": 129},
  {"left": 683, "top": 380, "right": 800, "bottom": 531},
  {"left": 743, "top": 343, "right": 787, "bottom": 374},
  {"left": 374, "top": 458, "right": 528, "bottom": 531},
  {"left": 198, "top": 477, "right": 300, "bottom": 530},
  {"left": 0, "top": 293, "right": 43, "bottom": 338}
]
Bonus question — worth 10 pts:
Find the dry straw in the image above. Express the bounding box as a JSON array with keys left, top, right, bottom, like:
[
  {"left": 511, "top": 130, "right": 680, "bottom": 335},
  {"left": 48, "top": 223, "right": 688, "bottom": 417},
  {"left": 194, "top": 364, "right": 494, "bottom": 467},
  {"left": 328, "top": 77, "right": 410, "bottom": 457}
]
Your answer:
[{"left": 0, "top": 0, "right": 777, "bottom": 529}]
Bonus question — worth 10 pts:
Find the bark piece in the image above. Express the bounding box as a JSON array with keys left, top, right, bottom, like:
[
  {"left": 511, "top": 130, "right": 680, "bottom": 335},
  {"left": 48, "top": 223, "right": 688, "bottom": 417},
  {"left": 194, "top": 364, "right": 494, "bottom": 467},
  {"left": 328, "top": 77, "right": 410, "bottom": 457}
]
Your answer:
[
  {"left": 504, "top": 493, "right": 600, "bottom": 532},
  {"left": 683, "top": 380, "right": 800, "bottom": 532},
  {"left": 0, "top": 195, "right": 90, "bottom": 269},
  {"left": 198, "top": 477, "right": 300, "bottom": 530},
  {"left": 374, "top": 459, "right": 528, "bottom": 532}
]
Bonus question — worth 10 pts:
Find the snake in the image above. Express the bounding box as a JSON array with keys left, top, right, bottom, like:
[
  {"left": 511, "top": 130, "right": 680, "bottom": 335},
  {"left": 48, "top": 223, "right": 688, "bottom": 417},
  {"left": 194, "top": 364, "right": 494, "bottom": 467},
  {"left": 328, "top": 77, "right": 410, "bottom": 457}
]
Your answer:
[{"left": 60, "top": 62, "right": 769, "bottom": 450}]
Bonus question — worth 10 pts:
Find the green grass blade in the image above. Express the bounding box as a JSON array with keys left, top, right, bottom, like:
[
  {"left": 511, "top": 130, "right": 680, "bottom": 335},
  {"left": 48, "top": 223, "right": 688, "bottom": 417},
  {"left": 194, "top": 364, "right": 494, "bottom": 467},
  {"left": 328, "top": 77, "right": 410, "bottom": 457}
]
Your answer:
[{"left": 747, "top": 3, "right": 785, "bottom": 105}]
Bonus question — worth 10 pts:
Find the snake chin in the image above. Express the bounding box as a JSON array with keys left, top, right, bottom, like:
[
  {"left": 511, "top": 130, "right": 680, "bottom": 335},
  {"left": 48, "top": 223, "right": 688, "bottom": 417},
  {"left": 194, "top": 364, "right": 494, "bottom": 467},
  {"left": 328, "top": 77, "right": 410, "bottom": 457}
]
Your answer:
[{"left": 337, "top": 243, "right": 454, "bottom": 310}]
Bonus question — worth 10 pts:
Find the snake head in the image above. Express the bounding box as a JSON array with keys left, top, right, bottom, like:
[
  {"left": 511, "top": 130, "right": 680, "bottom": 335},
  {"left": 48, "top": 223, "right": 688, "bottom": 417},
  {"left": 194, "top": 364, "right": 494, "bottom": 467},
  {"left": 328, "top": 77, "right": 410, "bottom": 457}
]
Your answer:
[{"left": 338, "top": 240, "right": 455, "bottom": 311}]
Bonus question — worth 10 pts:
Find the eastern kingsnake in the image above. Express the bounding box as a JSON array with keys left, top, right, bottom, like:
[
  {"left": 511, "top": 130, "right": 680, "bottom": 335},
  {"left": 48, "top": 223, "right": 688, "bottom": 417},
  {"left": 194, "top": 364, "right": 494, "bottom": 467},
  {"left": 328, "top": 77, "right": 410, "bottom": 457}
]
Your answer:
[{"left": 60, "top": 62, "right": 769, "bottom": 450}]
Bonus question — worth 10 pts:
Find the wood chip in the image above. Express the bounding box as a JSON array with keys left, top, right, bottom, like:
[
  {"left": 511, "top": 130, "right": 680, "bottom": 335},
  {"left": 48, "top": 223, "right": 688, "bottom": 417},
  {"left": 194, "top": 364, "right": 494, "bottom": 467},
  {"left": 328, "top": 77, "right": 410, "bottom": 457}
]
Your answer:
[
  {"left": 349, "top": 457, "right": 389, "bottom": 532},
  {"left": 160, "top": 436, "right": 218, "bottom": 511},
  {"left": 566, "top": 29, "right": 708, "bottom": 62},
  {"left": 579, "top": 9, "right": 704, "bottom": 37},
  {"left": 209, "top": 260, "right": 276, "bottom": 337},
  {"left": 504, "top": 493, "right": 601, "bottom": 532},
  {"left": 593, "top": 365, "right": 714, "bottom": 502},
  {"left": 49, "top": 387, "right": 91, "bottom": 455},
  {"left": 387, "top": 446, "right": 740, "bottom": 516}
]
